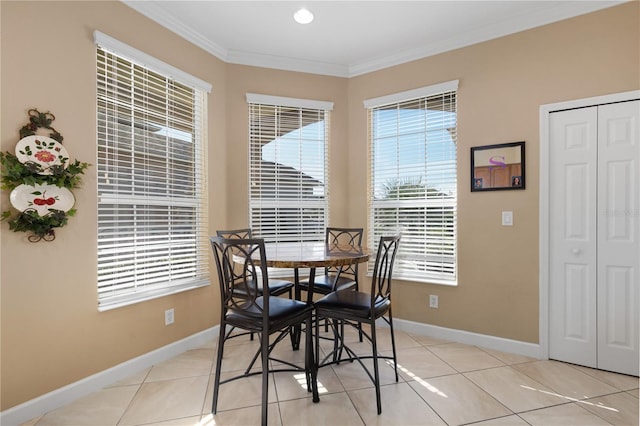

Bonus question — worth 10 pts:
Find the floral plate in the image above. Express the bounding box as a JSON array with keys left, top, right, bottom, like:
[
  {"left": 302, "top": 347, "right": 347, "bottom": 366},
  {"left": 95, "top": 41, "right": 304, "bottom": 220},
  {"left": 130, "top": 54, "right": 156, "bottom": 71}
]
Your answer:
[
  {"left": 15, "top": 135, "right": 69, "bottom": 175},
  {"left": 9, "top": 183, "right": 75, "bottom": 216}
]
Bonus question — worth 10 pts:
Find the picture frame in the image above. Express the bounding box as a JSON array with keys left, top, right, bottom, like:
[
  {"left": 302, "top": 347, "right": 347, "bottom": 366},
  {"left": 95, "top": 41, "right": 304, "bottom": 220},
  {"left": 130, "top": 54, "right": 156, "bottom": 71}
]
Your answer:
[{"left": 471, "top": 141, "right": 525, "bottom": 192}]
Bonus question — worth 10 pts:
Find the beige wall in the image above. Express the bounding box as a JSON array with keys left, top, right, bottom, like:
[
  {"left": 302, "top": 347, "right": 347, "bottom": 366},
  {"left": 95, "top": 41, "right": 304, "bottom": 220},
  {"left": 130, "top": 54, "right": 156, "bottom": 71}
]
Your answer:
[
  {"left": 0, "top": 1, "right": 227, "bottom": 410},
  {"left": 1, "top": 0, "right": 638, "bottom": 412},
  {"left": 345, "top": 2, "right": 639, "bottom": 343}
]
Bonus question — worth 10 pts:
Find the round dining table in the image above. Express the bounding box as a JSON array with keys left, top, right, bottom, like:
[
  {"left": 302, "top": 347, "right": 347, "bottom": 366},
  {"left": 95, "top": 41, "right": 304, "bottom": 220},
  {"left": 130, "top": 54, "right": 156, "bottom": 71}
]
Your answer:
[
  {"left": 259, "top": 241, "right": 372, "bottom": 349},
  {"left": 261, "top": 241, "right": 371, "bottom": 269}
]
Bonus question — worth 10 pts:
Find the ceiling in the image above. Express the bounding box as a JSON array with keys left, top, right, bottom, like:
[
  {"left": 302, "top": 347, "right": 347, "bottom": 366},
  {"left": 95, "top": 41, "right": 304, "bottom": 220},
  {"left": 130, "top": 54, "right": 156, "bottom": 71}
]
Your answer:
[{"left": 123, "top": 1, "right": 625, "bottom": 78}]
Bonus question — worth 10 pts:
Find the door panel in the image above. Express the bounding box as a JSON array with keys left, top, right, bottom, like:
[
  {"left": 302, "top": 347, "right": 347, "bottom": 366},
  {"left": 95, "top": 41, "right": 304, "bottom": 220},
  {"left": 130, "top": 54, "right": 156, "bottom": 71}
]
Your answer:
[
  {"left": 604, "top": 161, "right": 633, "bottom": 240},
  {"left": 604, "top": 267, "right": 633, "bottom": 345},
  {"left": 563, "top": 264, "right": 591, "bottom": 340},
  {"left": 564, "top": 164, "right": 590, "bottom": 239},
  {"left": 597, "top": 101, "right": 639, "bottom": 376},
  {"left": 549, "top": 107, "right": 598, "bottom": 368}
]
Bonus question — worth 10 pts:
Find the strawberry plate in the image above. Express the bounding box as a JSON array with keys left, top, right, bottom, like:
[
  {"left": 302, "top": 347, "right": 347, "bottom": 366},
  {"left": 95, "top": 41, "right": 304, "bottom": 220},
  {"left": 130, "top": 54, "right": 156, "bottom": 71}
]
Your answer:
[{"left": 10, "top": 184, "right": 75, "bottom": 216}]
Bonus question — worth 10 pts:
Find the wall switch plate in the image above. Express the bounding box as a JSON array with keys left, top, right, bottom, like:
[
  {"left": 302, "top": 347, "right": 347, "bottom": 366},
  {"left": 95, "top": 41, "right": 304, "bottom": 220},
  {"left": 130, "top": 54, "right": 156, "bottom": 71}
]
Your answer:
[
  {"left": 502, "top": 211, "right": 513, "bottom": 226},
  {"left": 165, "top": 308, "right": 175, "bottom": 325},
  {"left": 429, "top": 294, "right": 439, "bottom": 308}
]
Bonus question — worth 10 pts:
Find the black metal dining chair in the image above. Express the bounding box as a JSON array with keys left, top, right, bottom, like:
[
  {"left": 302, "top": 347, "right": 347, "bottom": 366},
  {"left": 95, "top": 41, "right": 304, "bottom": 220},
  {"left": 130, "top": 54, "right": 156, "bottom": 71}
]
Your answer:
[
  {"left": 297, "top": 227, "right": 363, "bottom": 296},
  {"left": 210, "top": 236, "right": 319, "bottom": 426},
  {"left": 313, "top": 234, "right": 401, "bottom": 415},
  {"left": 298, "top": 227, "right": 365, "bottom": 341},
  {"left": 216, "top": 228, "right": 295, "bottom": 343},
  {"left": 216, "top": 228, "right": 294, "bottom": 298}
]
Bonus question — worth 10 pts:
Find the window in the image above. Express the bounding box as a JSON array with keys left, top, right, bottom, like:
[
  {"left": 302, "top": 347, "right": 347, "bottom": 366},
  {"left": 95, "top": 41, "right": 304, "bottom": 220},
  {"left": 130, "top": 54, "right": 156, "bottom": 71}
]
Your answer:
[
  {"left": 247, "top": 94, "right": 332, "bottom": 243},
  {"left": 94, "top": 31, "right": 212, "bottom": 309},
  {"left": 366, "top": 81, "right": 458, "bottom": 284}
]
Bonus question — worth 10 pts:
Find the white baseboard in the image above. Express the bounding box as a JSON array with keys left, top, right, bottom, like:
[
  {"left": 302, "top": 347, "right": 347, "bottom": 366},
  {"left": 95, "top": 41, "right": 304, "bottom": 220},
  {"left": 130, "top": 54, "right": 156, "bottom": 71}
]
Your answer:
[
  {"left": 391, "top": 318, "right": 543, "bottom": 359},
  {"left": 0, "top": 327, "right": 219, "bottom": 426}
]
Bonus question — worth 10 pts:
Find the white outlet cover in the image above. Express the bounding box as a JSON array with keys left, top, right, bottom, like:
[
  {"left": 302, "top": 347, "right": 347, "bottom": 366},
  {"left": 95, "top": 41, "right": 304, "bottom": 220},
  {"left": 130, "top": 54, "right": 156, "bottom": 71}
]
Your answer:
[
  {"left": 165, "top": 309, "right": 175, "bottom": 325},
  {"left": 429, "top": 295, "right": 438, "bottom": 308}
]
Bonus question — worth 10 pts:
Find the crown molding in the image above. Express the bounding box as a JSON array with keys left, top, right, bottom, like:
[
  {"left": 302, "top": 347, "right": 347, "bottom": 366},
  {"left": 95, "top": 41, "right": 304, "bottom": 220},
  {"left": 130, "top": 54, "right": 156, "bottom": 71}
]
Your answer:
[
  {"left": 123, "top": 0, "right": 627, "bottom": 78},
  {"left": 348, "top": 1, "right": 626, "bottom": 77},
  {"left": 226, "top": 49, "right": 349, "bottom": 77},
  {"left": 123, "top": 0, "right": 228, "bottom": 59}
]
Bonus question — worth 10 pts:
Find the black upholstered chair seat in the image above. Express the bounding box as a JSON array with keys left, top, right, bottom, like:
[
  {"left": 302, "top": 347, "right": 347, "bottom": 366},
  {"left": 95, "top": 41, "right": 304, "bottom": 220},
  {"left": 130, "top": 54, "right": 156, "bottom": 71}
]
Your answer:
[
  {"left": 227, "top": 297, "right": 312, "bottom": 330},
  {"left": 315, "top": 290, "right": 390, "bottom": 319}
]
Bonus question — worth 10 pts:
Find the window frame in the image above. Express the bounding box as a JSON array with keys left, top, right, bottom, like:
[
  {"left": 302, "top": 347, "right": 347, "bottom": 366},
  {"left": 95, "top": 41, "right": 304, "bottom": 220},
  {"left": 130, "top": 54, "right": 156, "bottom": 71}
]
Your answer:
[
  {"left": 246, "top": 94, "right": 332, "bottom": 246},
  {"left": 94, "top": 31, "right": 212, "bottom": 310},
  {"left": 366, "top": 80, "right": 458, "bottom": 285}
]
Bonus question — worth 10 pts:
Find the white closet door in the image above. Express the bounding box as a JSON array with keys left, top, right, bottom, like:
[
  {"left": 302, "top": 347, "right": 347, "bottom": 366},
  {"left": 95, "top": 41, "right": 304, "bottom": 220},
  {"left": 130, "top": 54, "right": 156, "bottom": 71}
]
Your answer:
[
  {"left": 549, "top": 107, "right": 598, "bottom": 368},
  {"left": 596, "top": 100, "right": 639, "bottom": 376}
]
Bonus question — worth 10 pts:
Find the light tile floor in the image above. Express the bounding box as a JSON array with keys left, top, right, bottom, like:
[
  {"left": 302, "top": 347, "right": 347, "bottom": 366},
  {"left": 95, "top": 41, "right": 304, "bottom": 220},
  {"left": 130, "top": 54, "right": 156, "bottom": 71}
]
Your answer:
[{"left": 22, "top": 326, "right": 639, "bottom": 425}]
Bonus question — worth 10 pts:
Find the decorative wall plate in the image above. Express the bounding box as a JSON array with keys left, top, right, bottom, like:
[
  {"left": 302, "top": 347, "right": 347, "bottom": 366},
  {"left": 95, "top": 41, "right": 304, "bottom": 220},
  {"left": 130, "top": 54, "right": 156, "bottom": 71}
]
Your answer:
[
  {"left": 10, "top": 183, "right": 75, "bottom": 216},
  {"left": 15, "top": 135, "right": 69, "bottom": 175}
]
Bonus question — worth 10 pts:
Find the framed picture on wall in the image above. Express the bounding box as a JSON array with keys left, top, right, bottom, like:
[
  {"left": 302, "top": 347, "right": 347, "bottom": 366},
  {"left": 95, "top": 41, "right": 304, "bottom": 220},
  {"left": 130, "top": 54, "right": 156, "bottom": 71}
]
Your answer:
[{"left": 470, "top": 141, "right": 525, "bottom": 192}]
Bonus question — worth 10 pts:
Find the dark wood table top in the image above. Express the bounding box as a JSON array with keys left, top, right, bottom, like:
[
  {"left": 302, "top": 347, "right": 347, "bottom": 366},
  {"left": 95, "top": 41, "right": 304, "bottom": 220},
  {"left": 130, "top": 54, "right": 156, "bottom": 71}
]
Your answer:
[{"left": 261, "top": 241, "right": 371, "bottom": 269}]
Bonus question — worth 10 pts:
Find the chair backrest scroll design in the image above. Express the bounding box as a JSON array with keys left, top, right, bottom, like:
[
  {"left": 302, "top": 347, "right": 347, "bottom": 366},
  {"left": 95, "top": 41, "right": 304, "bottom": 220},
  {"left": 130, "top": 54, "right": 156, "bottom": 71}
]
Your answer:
[
  {"left": 326, "top": 227, "right": 363, "bottom": 246},
  {"left": 325, "top": 227, "right": 364, "bottom": 277},
  {"left": 370, "top": 234, "right": 401, "bottom": 307},
  {"left": 210, "top": 236, "right": 270, "bottom": 316}
]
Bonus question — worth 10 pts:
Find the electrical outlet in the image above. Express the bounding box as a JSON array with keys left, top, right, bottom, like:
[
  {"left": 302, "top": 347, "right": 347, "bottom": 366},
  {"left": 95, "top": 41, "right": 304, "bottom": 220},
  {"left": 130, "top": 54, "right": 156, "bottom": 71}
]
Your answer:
[
  {"left": 429, "top": 294, "right": 439, "bottom": 309},
  {"left": 165, "top": 308, "right": 175, "bottom": 325}
]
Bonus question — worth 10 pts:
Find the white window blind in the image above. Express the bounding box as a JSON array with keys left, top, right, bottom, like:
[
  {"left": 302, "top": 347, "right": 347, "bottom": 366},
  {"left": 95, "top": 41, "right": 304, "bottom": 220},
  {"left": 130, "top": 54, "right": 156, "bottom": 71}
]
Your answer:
[
  {"left": 247, "top": 94, "right": 331, "bottom": 243},
  {"left": 95, "top": 33, "right": 210, "bottom": 309},
  {"left": 367, "top": 81, "right": 458, "bottom": 284}
]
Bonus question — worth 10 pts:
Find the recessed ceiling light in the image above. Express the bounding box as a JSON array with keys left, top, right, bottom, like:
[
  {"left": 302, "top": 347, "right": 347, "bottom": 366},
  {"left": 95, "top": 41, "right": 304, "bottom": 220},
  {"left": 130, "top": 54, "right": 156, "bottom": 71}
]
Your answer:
[{"left": 294, "top": 8, "right": 314, "bottom": 24}]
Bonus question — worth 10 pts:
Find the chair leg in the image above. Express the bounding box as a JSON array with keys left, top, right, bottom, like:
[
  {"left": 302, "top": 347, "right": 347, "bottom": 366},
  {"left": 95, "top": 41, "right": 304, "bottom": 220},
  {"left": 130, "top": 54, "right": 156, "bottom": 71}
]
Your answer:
[
  {"left": 314, "top": 312, "right": 321, "bottom": 372},
  {"left": 355, "top": 282, "right": 363, "bottom": 342},
  {"left": 307, "top": 314, "right": 320, "bottom": 402},
  {"left": 244, "top": 332, "right": 263, "bottom": 374},
  {"left": 387, "top": 308, "right": 399, "bottom": 382},
  {"left": 223, "top": 326, "right": 234, "bottom": 341},
  {"left": 370, "top": 320, "right": 382, "bottom": 415},
  {"left": 333, "top": 319, "right": 341, "bottom": 362},
  {"left": 212, "top": 322, "right": 227, "bottom": 414},
  {"left": 289, "top": 324, "right": 296, "bottom": 349},
  {"left": 335, "top": 319, "right": 345, "bottom": 363},
  {"left": 260, "top": 330, "right": 269, "bottom": 426}
]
